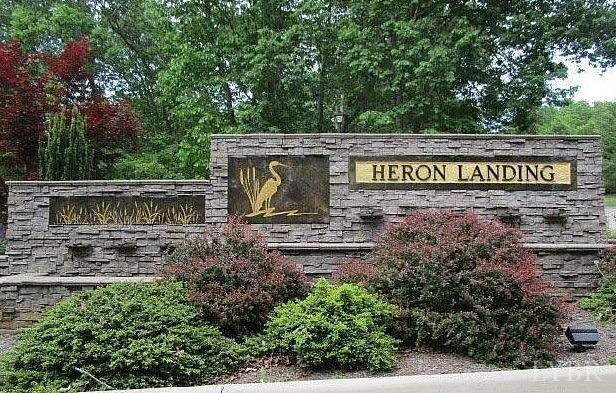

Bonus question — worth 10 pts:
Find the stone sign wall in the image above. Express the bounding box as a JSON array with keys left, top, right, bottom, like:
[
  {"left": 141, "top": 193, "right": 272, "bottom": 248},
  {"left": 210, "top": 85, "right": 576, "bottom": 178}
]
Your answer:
[
  {"left": 3, "top": 181, "right": 217, "bottom": 277},
  {"left": 1, "top": 134, "right": 610, "bottom": 327},
  {"left": 209, "top": 134, "right": 606, "bottom": 244}
]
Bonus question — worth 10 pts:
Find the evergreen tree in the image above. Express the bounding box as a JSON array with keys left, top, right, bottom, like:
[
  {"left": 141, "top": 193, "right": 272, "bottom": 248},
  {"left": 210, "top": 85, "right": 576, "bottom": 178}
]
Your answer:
[{"left": 39, "top": 107, "right": 93, "bottom": 181}]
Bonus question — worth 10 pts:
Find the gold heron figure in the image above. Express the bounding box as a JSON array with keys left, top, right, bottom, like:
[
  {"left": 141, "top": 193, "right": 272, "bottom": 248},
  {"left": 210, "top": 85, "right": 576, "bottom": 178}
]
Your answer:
[
  {"left": 240, "top": 161, "right": 287, "bottom": 216},
  {"left": 254, "top": 161, "right": 287, "bottom": 212}
]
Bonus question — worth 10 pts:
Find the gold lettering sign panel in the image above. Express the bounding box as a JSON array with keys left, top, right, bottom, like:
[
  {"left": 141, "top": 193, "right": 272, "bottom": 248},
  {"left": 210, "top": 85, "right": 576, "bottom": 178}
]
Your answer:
[
  {"left": 228, "top": 156, "right": 330, "bottom": 223},
  {"left": 349, "top": 156, "right": 576, "bottom": 191}
]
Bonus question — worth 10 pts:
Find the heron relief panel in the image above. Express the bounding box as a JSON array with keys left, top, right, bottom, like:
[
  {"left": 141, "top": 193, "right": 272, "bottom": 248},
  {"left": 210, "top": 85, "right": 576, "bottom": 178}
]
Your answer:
[{"left": 228, "top": 156, "right": 330, "bottom": 223}]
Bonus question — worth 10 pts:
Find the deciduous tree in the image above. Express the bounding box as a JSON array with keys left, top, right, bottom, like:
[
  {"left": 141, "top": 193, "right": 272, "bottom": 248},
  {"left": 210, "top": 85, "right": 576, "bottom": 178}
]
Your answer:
[{"left": 0, "top": 39, "right": 140, "bottom": 177}]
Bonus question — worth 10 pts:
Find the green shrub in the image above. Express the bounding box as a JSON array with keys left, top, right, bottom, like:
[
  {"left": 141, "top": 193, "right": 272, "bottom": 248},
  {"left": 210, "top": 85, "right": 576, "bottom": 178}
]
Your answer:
[
  {"left": 596, "top": 246, "right": 616, "bottom": 278},
  {"left": 579, "top": 280, "right": 616, "bottom": 324},
  {"left": 257, "top": 279, "right": 398, "bottom": 371},
  {"left": 580, "top": 247, "right": 616, "bottom": 324},
  {"left": 336, "top": 210, "right": 562, "bottom": 368},
  {"left": 163, "top": 217, "right": 309, "bottom": 336},
  {"left": 0, "top": 281, "right": 245, "bottom": 392}
]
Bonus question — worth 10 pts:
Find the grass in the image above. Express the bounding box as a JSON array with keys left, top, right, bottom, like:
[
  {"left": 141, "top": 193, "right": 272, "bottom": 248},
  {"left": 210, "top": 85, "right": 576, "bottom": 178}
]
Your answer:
[{"left": 606, "top": 195, "right": 616, "bottom": 208}]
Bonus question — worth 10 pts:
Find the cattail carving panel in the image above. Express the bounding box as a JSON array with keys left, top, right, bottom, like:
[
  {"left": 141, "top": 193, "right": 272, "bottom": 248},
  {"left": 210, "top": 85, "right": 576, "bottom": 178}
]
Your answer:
[{"left": 49, "top": 196, "right": 206, "bottom": 225}]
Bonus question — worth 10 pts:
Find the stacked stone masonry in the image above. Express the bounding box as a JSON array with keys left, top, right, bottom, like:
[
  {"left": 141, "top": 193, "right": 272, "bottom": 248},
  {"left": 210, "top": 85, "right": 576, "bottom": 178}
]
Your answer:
[{"left": 1, "top": 134, "right": 609, "bottom": 328}]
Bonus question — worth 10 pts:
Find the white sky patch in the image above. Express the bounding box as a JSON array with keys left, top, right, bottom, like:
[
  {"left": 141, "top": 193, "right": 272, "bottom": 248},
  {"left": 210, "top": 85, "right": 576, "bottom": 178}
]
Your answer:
[{"left": 551, "top": 59, "right": 616, "bottom": 102}]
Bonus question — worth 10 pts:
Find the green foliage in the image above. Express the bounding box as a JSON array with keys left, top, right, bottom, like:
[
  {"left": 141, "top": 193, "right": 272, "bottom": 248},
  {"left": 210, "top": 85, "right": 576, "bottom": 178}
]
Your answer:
[
  {"left": 104, "top": 134, "right": 189, "bottom": 180},
  {"left": 579, "top": 247, "right": 616, "bottom": 323},
  {"left": 579, "top": 280, "right": 616, "bottom": 324},
  {"left": 5, "top": 1, "right": 615, "bottom": 178},
  {"left": 257, "top": 279, "right": 398, "bottom": 371},
  {"left": 0, "top": 240, "right": 7, "bottom": 255},
  {"left": 39, "top": 107, "right": 93, "bottom": 181},
  {"left": 535, "top": 102, "right": 616, "bottom": 193},
  {"left": 0, "top": 282, "right": 246, "bottom": 392},
  {"left": 606, "top": 195, "right": 616, "bottom": 208}
]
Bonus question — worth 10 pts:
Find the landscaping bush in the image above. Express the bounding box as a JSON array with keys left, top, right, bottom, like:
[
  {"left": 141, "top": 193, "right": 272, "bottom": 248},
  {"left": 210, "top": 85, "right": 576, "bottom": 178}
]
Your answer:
[
  {"left": 39, "top": 107, "right": 93, "bottom": 181},
  {"left": 0, "top": 281, "right": 245, "bottom": 392},
  {"left": 579, "top": 280, "right": 616, "bottom": 324},
  {"left": 331, "top": 259, "right": 377, "bottom": 286},
  {"left": 163, "top": 217, "right": 309, "bottom": 336},
  {"left": 256, "top": 279, "right": 398, "bottom": 371},
  {"left": 596, "top": 245, "right": 616, "bottom": 278},
  {"left": 579, "top": 247, "right": 616, "bottom": 324},
  {"left": 336, "top": 210, "right": 562, "bottom": 368}
]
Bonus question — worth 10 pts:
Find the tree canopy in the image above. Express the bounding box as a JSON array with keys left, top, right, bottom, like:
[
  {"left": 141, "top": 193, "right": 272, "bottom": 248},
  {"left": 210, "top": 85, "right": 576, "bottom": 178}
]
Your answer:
[
  {"left": 0, "top": 0, "right": 615, "bottom": 179},
  {"left": 534, "top": 101, "right": 616, "bottom": 193}
]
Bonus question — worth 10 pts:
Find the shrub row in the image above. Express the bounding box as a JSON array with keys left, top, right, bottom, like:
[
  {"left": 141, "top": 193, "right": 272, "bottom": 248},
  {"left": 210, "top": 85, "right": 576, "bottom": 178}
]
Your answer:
[{"left": 1, "top": 211, "right": 567, "bottom": 391}]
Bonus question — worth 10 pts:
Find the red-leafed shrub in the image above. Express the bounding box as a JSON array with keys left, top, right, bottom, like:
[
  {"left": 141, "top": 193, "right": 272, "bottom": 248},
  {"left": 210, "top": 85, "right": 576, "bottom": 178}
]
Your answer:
[
  {"left": 162, "top": 217, "right": 309, "bottom": 337},
  {"left": 336, "top": 210, "right": 563, "bottom": 368},
  {"left": 80, "top": 98, "right": 142, "bottom": 162},
  {"left": 332, "top": 259, "right": 377, "bottom": 286}
]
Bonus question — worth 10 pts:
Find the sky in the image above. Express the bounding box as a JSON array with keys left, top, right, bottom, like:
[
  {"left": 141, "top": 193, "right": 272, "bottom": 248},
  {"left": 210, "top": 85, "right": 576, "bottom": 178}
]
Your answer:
[{"left": 551, "top": 59, "right": 616, "bottom": 102}]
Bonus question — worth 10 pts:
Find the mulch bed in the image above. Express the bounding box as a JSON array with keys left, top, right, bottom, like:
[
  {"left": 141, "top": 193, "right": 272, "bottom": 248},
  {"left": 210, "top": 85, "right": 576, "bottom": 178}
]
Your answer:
[{"left": 228, "top": 306, "right": 616, "bottom": 384}]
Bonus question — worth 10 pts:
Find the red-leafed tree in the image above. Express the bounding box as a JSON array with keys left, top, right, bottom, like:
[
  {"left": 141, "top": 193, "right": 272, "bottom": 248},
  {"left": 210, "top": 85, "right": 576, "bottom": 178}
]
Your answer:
[
  {"left": 0, "top": 38, "right": 140, "bottom": 178},
  {"left": 0, "top": 42, "right": 49, "bottom": 177}
]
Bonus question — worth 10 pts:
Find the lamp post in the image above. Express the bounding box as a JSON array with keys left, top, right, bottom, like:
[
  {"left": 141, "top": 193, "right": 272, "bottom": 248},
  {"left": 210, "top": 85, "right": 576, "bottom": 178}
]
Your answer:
[{"left": 331, "top": 94, "right": 345, "bottom": 132}]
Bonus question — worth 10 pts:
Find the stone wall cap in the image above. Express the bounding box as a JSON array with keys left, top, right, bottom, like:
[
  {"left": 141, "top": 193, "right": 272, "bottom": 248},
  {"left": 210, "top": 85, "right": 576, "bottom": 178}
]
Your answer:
[
  {"left": 211, "top": 133, "right": 601, "bottom": 140},
  {"left": 267, "top": 242, "right": 610, "bottom": 251},
  {"left": 525, "top": 243, "right": 612, "bottom": 251},
  {"left": 0, "top": 274, "right": 160, "bottom": 286},
  {"left": 5, "top": 179, "right": 210, "bottom": 186},
  {"left": 268, "top": 242, "right": 375, "bottom": 250}
]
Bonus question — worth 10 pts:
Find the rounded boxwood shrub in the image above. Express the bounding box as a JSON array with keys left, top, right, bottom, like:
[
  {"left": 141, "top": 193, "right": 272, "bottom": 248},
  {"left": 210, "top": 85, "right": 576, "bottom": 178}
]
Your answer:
[
  {"left": 163, "top": 217, "right": 309, "bottom": 336},
  {"left": 0, "top": 281, "right": 245, "bottom": 392},
  {"left": 257, "top": 279, "right": 398, "bottom": 371},
  {"left": 336, "top": 210, "right": 562, "bottom": 368}
]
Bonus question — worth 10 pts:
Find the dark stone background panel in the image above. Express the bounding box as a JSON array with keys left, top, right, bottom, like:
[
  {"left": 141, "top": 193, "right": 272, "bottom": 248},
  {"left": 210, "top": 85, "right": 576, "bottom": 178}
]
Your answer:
[
  {"left": 49, "top": 196, "right": 206, "bottom": 225},
  {"left": 228, "top": 155, "right": 329, "bottom": 223}
]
